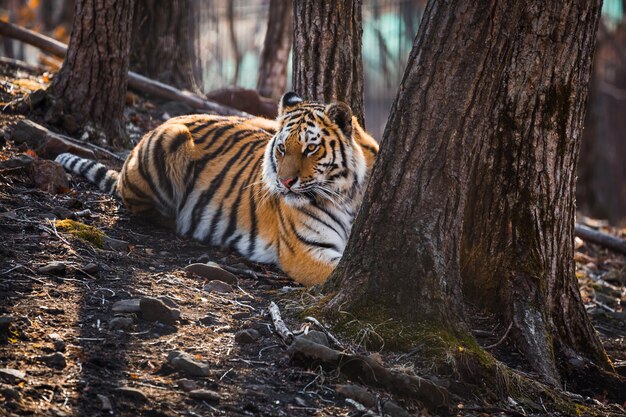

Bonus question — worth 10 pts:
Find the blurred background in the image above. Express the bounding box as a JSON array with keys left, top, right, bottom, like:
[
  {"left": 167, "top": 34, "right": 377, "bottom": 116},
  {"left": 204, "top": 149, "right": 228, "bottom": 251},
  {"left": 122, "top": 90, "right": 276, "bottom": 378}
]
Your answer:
[{"left": 1, "top": 0, "right": 624, "bottom": 226}]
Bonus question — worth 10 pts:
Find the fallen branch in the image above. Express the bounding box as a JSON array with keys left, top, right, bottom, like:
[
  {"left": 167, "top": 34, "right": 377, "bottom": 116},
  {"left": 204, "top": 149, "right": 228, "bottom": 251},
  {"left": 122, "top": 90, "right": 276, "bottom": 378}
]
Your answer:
[
  {"left": 10, "top": 119, "right": 102, "bottom": 160},
  {"left": 288, "top": 337, "right": 449, "bottom": 412},
  {"left": 269, "top": 301, "right": 294, "bottom": 344},
  {"left": 484, "top": 321, "right": 513, "bottom": 349},
  {"left": 575, "top": 224, "right": 626, "bottom": 256},
  {"left": 0, "top": 56, "right": 46, "bottom": 73},
  {"left": 0, "top": 21, "right": 251, "bottom": 118}
]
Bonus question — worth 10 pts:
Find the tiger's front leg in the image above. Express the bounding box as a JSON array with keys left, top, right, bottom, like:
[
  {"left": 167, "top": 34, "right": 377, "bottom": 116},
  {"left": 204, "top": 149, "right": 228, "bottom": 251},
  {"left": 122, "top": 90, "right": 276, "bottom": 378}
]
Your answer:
[{"left": 278, "top": 241, "right": 336, "bottom": 286}]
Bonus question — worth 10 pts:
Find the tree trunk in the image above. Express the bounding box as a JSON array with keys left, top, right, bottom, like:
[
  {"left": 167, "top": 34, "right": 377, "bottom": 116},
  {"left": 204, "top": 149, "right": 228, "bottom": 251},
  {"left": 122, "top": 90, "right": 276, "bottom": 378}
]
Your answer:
[
  {"left": 325, "top": 0, "right": 612, "bottom": 389},
  {"left": 49, "top": 0, "right": 134, "bottom": 148},
  {"left": 130, "top": 0, "right": 201, "bottom": 92},
  {"left": 459, "top": 1, "right": 610, "bottom": 383},
  {"left": 257, "top": 0, "right": 293, "bottom": 101},
  {"left": 292, "top": 0, "right": 365, "bottom": 125},
  {"left": 227, "top": 1, "right": 241, "bottom": 86},
  {"left": 578, "top": 22, "right": 626, "bottom": 226}
]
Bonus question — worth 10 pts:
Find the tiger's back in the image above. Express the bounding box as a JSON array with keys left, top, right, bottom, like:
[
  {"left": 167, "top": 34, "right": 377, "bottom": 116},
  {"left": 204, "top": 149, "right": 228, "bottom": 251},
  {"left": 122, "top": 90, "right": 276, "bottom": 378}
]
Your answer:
[{"left": 118, "top": 114, "right": 280, "bottom": 264}]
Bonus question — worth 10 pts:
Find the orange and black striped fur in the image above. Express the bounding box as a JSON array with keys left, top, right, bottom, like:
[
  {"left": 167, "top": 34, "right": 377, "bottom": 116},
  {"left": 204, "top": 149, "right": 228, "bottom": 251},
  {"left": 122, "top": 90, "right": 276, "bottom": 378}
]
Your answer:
[{"left": 56, "top": 92, "right": 378, "bottom": 285}]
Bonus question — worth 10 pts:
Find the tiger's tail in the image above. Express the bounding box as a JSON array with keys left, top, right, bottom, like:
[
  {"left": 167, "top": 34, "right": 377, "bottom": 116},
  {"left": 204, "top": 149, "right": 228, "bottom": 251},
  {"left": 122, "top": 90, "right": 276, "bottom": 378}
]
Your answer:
[{"left": 55, "top": 153, "right": 119, "bottom": 195}]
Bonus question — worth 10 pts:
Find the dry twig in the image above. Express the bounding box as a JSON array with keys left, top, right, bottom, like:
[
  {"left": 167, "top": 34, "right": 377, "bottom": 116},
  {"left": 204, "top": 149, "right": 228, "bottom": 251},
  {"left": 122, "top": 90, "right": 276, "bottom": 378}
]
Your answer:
[{"left": 269, "top": 301, "right": 294, "bottom": 344}]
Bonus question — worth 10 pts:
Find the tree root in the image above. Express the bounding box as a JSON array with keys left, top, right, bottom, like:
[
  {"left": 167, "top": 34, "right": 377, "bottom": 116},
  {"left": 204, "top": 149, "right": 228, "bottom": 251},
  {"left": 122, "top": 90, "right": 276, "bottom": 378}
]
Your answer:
[{"left": 288, "top": 336, "right": 449, "bottom": 412}]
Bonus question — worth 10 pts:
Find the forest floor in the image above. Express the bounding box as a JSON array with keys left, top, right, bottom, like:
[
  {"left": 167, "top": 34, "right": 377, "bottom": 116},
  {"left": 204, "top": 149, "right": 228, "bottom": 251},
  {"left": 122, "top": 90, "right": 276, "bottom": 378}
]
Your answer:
[{"left": 1, "top": 63, "right": 626, "bottom": 417}]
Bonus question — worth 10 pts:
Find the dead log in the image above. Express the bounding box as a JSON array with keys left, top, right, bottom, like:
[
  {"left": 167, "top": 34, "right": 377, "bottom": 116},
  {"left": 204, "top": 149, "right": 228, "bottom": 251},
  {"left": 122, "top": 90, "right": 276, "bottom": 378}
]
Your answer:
[
  {"left": 0, "top": 56, "right": 46, "bottom": 73},
  {"left": 0, "top": 21, "right": 251, "bottom": 118},
  {"left": 206, "top": 87, "right": 278, "bottom": 119},
  {"left": 11, "top": 119, "right": 96, "bottom": 160},
  {"left": 287, "top": 337, "right": 449, "bottom": 412},
  {"left": 575, "top": 224, "right": 626, "bottom": 256},
  {"left": 10, "top": 119, "right": 125, "bottom": 162}
]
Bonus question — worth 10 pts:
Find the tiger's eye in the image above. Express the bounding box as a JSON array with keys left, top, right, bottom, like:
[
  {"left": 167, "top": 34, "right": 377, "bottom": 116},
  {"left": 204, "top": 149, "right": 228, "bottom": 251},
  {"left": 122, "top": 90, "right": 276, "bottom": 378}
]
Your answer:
[
  {"left": 307, "top": 144, "right": 318, "bottom": 153},
  {"left": 277, "top": 143, "right": 285, "bottom": 153}
]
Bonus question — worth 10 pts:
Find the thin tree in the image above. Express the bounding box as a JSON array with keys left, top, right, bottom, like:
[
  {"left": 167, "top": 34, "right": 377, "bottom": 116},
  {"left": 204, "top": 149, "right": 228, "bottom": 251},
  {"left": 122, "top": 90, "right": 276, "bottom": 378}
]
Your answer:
[
  {"left": 48, "top": 0, "right": 134, "bottom": 148},
  {"left": 257, "top": 0, "right": 293, "bottom": 101},
  {"left": 324, "top": 0, "right": 619, "bottom": 396},
  {"left": 130, "top": 0, "right": 201, "bottom": 92},
  {"left": 292, "top": 0, "right": 364, "bottom": 124}
]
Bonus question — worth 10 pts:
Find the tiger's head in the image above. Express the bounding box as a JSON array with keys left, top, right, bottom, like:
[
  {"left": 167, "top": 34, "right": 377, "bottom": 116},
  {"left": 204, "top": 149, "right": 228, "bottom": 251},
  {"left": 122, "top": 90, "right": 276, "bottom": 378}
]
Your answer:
[{"left": 263, "top": 92, "right": 376, "bottom": 208}]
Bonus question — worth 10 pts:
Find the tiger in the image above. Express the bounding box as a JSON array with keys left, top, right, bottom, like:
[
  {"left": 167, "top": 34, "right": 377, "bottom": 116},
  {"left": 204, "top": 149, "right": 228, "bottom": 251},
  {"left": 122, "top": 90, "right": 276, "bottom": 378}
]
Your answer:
[{"left": 55, "top": 92, "right": 379, "bottom": 286}]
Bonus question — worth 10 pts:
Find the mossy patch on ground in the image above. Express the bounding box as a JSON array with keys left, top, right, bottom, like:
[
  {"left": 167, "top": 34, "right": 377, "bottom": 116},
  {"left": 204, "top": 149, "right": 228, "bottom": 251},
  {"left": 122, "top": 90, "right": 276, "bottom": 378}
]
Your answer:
[{"left": 55, "top": 219, "right": 106, "bottom": 248}]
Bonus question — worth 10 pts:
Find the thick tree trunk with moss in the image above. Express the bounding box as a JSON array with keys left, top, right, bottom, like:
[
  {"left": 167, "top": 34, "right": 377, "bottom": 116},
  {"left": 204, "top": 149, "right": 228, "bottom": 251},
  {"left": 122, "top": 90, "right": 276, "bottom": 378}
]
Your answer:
[
  {"left": 130, "top": 0, "right": 200, "bottom": 92},
  {"left": 257, "top": 0, "right": 293, "bottom": 101},
  {"left": 49, "top": 0, "right": 133, "bottom": 148},
  {"left": 292, "top": 0, "right": 365, "bottom": 124},
  {"left": 459, "top": 1, "right": 610, "bottom": 384},
  {"left": 326, "top": 0, "right": 612, "bottom": 390}
]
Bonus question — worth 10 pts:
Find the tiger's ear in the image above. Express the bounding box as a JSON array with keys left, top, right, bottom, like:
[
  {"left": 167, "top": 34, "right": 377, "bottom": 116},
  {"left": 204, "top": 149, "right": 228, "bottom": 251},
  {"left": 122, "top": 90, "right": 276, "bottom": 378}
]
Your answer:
[
  {"left": 325, "top": 102, "right": 353, "bottom": 138},
  {"left": 279, "top": 92, "right": 303, "bottom": 115}
]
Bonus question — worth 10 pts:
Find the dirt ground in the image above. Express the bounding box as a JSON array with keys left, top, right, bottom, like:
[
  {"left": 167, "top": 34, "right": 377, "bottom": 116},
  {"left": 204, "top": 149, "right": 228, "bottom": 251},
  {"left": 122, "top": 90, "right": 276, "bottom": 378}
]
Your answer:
[{"left": 1, "top": 62, "right": 625, "bottom": 417}]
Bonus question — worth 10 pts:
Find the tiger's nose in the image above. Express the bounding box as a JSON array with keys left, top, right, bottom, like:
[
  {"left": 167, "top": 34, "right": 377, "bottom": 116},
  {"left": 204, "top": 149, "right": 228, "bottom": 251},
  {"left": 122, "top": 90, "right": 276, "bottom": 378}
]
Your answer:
[{"left": 280, "top": 177, "right": 297, "bottom": 189}]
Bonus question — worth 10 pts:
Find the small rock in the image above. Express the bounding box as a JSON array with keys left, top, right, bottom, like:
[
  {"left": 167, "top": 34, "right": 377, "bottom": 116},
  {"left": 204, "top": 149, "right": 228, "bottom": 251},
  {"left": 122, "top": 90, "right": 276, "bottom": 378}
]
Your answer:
[
  {"left": 203, "top": 280, "right": 233, "bottom": 294},
  {"left": 48, "top": 333, "right": 66, "bottom": 352},
  {"left": 0, "top": 383, "right": 20, "bottom": 400},
  {"left": 109, "top": 317, "right": 134, "bottom": 331},
  {"left": 188, "top": 389, "right": 221, "bottom": 402},
  {"left": 297, "top": 330, "right": 329, "bottom": 348},
  {"left": 52, "top": 206, "right": 75, "bottom": 220},
  {"left": 167, "top": 351, "right": 210, "bottom": 377},
  {"left": 38, "top": 261, "right": 66, "bottom": 274},
  {"left": 0, "top": 368, "right": 25, "bottom": 384},
  {"left": 140, "top": 297, "right": 180, "bottom": 325},
  {"left": 97, "top": 394, "right": 113, "bottom": 411},
  {"left": 104, "top": 236, "right": 130, "bottom": 252},
  {"left": 177, "top": 379, "right": 198, "bottom": 392},
  {"left": 158, "top": 296, "right": 178, "bottom": 309},
  {"left": 235, "top": 329, "right": 260, "bottom": 344},
  {"left": 0, "top": 316, "right": 13, "bottom": 331},
  {"left": 113, "top": 387, "right": 148, "bottom": 402},
  {"left": 198, "top": 315, "right": 217, "bottom": 326},
  {"left": 38, "top": 352, "right": 66, "bottom": 368},
  {"left": 112, "top": 299, "right": 141, "bottom": 313},
  {"left": 29, "top": 159, "right": 69, "bottom": 194},
  {"left": 184, "top": 263, "right": 238, "bottom": 285},
  {"left": 80, "top": 262, "right": 99, "bottom": 275},
  {"left": 382, "top": 400, "right": 410, "bottom": 417}
]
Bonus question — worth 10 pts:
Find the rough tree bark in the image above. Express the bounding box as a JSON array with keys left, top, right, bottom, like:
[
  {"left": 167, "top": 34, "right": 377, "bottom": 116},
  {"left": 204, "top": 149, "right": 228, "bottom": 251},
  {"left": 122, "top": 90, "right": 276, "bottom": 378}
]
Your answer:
[
  {"left": 49, "top": 0, "right": 134, "bottom": 148},
  {"left": 292, "top": 0, "right": 365, "bottom": 124},
  {"left": 324, "top": 0, "right": 612, "bottom": 390},
  {"left": 130, "top": 0, "right": 201, "bottom": 92},
  {"left": 257, "top": 0, "right": 293, "bottom": 101}
]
